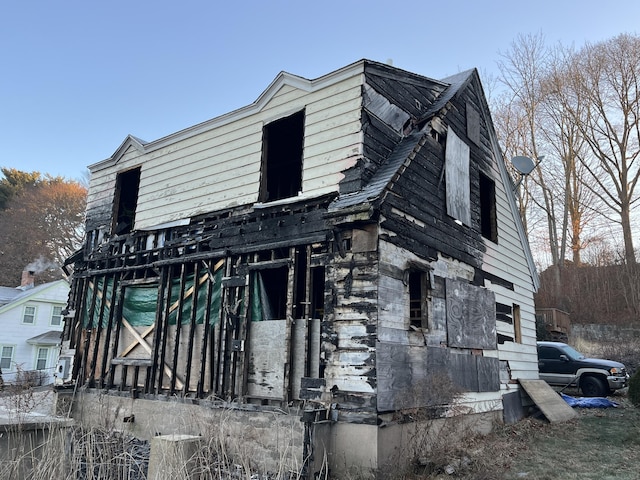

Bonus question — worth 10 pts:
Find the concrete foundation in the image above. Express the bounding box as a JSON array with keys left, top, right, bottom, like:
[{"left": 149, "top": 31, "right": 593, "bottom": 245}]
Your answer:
[
  {"left": 148, "top": 434, "right": 202, "bottom": 480},
  {"left": 57, "top": 389, "right": 305, "bottom": 475},
  {"left": 56, "top": 389, "right": 503, "bottom": 478}
]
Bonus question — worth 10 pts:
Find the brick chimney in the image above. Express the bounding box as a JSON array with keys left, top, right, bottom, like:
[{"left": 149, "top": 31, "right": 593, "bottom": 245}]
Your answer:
[{"left": 20, "top": 270, "right": 35, "bottom": 289}]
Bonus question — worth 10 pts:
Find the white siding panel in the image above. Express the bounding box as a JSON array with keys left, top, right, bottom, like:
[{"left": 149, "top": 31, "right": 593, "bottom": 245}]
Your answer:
[
  {"left": 122, "top": 79, "right": 362, "bottom": 229},
  {"left": 483, "top": 150, "right": 539, "bottom": 386},
  {"left": 87, "top": 72, "right": 364, "bottom": 231}
]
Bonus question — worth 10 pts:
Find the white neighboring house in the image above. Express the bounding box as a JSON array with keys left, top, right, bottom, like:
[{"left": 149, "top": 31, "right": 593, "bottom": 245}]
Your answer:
[{"left": 0, "top": 272, "right": 69, "bottom": 386}]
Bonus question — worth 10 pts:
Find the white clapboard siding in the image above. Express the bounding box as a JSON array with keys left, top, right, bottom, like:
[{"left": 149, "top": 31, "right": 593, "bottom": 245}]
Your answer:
[
  {"left": 86, "top": 68, "right": 365, "bottom": 231},
  {"left": 477, "top": 144, "right": 539, "bottom": 386}
]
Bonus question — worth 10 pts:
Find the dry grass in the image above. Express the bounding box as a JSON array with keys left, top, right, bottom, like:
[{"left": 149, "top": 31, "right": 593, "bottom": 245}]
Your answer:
[{"left": 3, "top": 370, "right": 639, "bottom": 479}]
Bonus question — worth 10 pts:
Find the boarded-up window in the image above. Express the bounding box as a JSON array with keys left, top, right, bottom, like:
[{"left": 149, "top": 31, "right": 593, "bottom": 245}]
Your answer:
[
  {"left": 466, "top": 103, "right": 480, "bottom": 146},
  {"left": 446, "top": 278, "right": 496, "bottom": 349},
  {"left": 113, "top": 167, "right": 141, "bottom": 235},
  {"left": 260, "top": 110, "right": 304, "bottom": 202},
  {"left": 445, "top": 127, "right": 470, "bottom": 225}
]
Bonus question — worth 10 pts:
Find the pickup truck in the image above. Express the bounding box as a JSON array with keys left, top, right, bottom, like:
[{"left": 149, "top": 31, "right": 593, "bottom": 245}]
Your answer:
[{"left": 537, "top": 341, "right": 629, "bottom": 397}]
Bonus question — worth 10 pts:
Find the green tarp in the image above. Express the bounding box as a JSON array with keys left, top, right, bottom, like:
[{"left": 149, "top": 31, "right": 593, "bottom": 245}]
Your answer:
[{"left": 83, "top": 268, "right": 222, "bottom": 328}]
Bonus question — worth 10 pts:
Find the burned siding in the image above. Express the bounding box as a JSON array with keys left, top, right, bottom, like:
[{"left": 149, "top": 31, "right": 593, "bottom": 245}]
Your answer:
[
  {"left": 364, "top": 63, "right": 448, "bottom": 118},
  {"left": 66, "top": 197, "right": 336, "bottom": 403}
]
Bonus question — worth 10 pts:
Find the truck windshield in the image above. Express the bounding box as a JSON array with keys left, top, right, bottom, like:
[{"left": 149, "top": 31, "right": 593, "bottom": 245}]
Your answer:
[{"left": 560, "top": 345, "right": 585, "bottom": 360}]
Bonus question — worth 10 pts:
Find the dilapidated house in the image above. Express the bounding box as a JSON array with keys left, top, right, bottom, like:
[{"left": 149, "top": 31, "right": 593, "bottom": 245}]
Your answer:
[{"left": 60, "top": 59, "right": 539, "bottom": 474}]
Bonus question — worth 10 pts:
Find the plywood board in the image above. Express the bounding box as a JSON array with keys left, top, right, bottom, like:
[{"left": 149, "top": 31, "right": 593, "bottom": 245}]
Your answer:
[
  {"left": 446, "top": 279, "right": 496, "bottom": 349},
  {"left": 519, "top": 379, "right": 577, "bottom": 423},
  {"left": 246, "top": 320, "right": 287, "bottom": 399}
]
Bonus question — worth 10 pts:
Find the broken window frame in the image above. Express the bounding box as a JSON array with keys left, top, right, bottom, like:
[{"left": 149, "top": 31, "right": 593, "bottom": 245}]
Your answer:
[
  {"left": 259, "top": 110, "right": 305, "bottom": 203},
  {"left": 408, "top": 269, "right": 430, "bottom": 330}
]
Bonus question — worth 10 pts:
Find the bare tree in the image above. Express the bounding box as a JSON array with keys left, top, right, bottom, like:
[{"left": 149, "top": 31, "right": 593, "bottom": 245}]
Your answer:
[
  {"left": 539, "top": 47, "right": 602, "bottom": 265},
  {"left": 496, "top": 33, "right": 564, "bottom": 268},
  {"left": 563, "top": 34, "right": 640, "bottom": 265}
]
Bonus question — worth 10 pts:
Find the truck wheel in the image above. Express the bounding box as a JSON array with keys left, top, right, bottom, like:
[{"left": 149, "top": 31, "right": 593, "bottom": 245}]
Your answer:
[{"left": 581, "top": 376, "right": 607, "bottom": 397}]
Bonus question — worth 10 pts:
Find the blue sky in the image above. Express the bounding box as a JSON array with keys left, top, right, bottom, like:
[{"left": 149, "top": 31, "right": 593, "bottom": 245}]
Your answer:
[{"left": 1, "top": 1, "right": 639, "bottom": 181}]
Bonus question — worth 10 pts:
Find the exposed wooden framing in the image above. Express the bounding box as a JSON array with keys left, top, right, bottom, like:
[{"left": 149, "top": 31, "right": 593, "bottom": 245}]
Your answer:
[
  {"left": 169, "top": 263, "right": 188, "bottom": 394},
  {"left": 98, "top": 274, "right": 118, "bottom": 388},
  {"left": 236, "top": 256, "right": 252, "bottom": 399},
  {"left": 284, "top": 246, "right": 296, "bottom": 401},
  {"left": 69, "top": 277, "right": 89, "bottom": 352},
  {"left": 156, "top": 266, "right": 173, "bottom": 394},
  {"left": 197, "top": 260, "right": 212, "bottom": 397},
  {"left": 183, "top": 260, "right": 200, "bottom": 394},
  {"left": 79, "top": 277, "right": 99, "bottom": 384},
  {"left": 217, "top": 258, "right": 232, "bottom": 396},
  {"left": 107, "top": 282, "right": 125, "bottom": 388},
  {"left": 85, "top": 276, "right": 186, "bottom": 392}
]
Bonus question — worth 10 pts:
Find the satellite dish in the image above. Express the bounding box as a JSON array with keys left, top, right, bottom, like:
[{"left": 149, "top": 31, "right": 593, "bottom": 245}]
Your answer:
[{"left": 511, "top": 156, "right": 536, "bottom": 175}]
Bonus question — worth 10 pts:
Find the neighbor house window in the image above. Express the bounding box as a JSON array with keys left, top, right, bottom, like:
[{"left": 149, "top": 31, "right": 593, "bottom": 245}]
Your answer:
[
  {"left": 113, "top": 167, "right": 141, "bottom": 235},
  {"left": 1, "top": 345, "right": 14, "bottom": 370},
  {"left": 23, "top": 305, "right": 36, "bottom": 324},
  {"left": 408, "top": 270, "right": 429, "bottom": 329},
  {"left": 479, "top": 172, "right": 498, "bottom": 242},
  {"left": 51, "top": 305, "right": 63, "bottom": 326},
  {"left": 36, "top": 347, "right": 49, "bottom": 370},
  {"left": 259, "top": 110, "right": 304, "bottom": 202}
]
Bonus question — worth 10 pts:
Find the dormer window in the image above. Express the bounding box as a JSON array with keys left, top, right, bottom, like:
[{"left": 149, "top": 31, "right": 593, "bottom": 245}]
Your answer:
[{"left": 259, "top": 110, "right": 304, "bottom": 202}]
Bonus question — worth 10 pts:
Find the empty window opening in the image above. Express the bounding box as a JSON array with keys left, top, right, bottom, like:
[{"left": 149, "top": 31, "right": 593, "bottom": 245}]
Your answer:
[
  {"left": 310, "top": 267, "right": 325, "bottom": 319},
  {"left": 260, "top": 110, "right": 304, "bottom": 202},
  {"left": 409, "top": 270, "right": 429, "bottom": 329},
  {"left": 113, "top": 167, "right": 141, "bottom": 235},
  {"left": 253, "top": 267, "right": 288, "bottom": 320},
  {"left": 479, "top": 172, "right": 498, "bottom": 242}
]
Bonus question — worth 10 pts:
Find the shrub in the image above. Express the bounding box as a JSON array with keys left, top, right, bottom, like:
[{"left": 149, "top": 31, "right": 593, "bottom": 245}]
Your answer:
[{"left": 629, "top": 369, "right": 640, "bottom": 407}]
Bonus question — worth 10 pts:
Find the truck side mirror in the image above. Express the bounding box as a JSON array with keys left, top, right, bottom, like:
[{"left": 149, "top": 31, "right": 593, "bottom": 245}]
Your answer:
[{"left": 559, "top": 354, "right": 569, "bottom": 362}]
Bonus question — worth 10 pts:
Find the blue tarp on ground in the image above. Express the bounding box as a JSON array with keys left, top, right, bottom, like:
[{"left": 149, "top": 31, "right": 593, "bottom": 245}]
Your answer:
[{"left": 561, "top": 393, "right": 619, "bottom": 408}]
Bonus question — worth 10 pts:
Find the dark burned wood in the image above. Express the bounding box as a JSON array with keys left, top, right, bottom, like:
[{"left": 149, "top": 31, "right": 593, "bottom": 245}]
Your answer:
[{"left": 466, "top": 103, "right": 481, "bottom": 146}]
